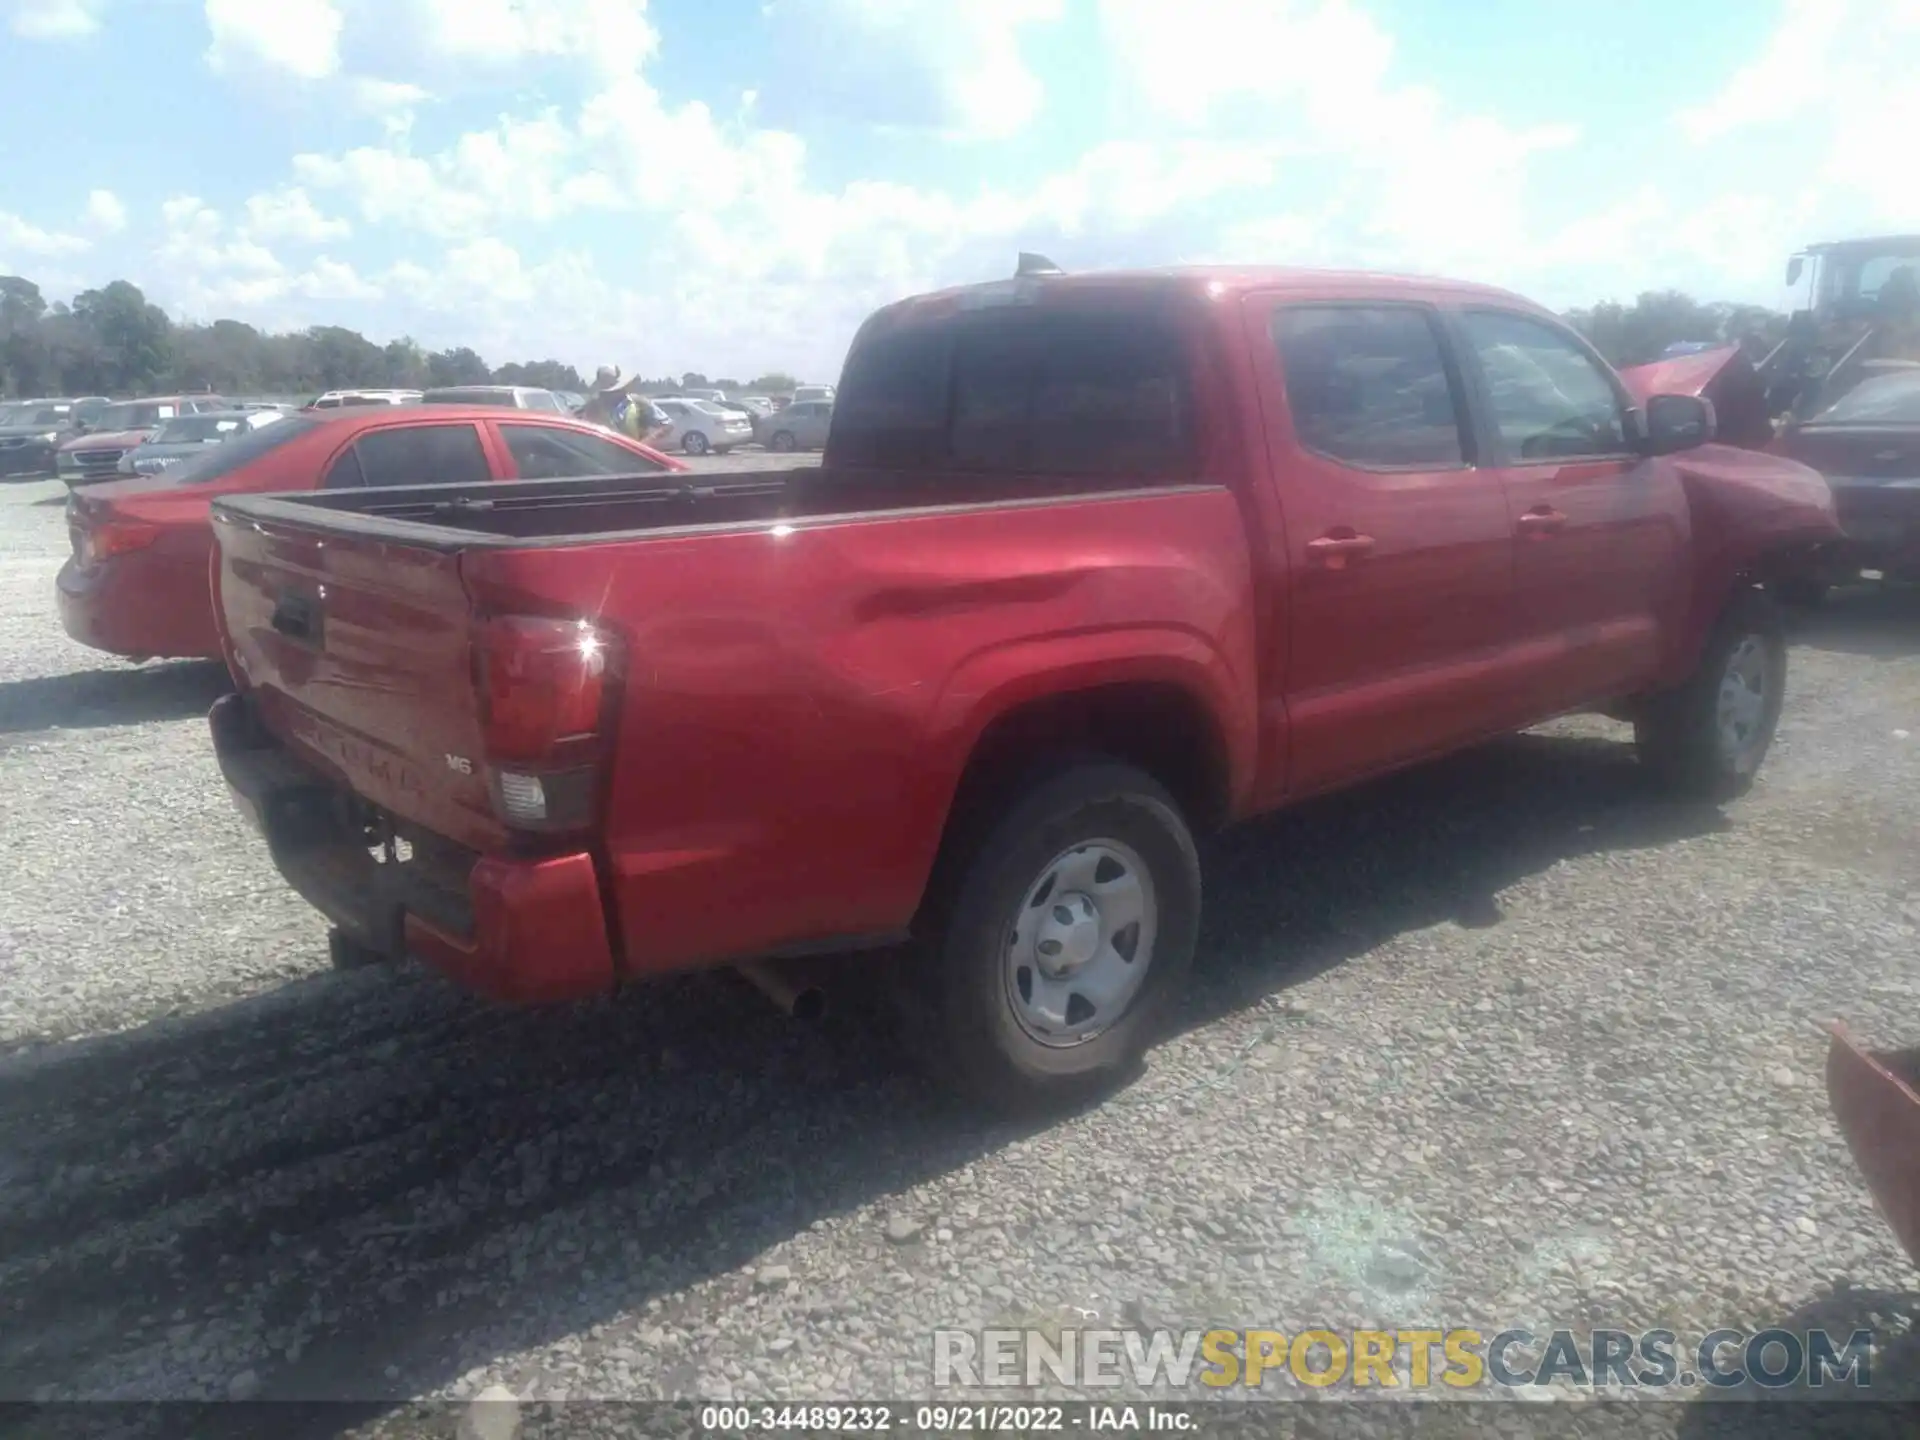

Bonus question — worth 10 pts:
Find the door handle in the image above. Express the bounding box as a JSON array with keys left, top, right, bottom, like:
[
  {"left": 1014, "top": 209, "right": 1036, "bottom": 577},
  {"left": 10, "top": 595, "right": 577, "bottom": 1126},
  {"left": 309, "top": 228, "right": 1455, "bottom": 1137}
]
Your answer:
[
  {"left": 1517, "top": 507, "right": 1566, "bottom": 536},
  {"left": 1306, "top": 533, "right": 1376, "bottom": 569}
]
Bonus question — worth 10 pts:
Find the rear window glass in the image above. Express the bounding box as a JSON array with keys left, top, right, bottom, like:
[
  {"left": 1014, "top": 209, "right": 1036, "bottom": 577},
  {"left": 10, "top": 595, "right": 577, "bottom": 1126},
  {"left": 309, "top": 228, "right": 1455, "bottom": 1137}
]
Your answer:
[
  {"left": 1273, "top": 305, "right": 1467, "bottom": 468},
  {"left": 832, "top": 308, "right": 1193, "bottom": 478},
  {"left": 168, "top": 415, "right": 318, "bottom": 484}
]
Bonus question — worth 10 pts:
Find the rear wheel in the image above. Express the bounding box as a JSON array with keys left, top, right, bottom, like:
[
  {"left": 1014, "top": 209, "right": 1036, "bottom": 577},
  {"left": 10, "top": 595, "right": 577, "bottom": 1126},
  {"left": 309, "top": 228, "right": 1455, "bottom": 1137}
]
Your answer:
[
  {"left": 770, "top": 430, "right": 797, "bottom": 453},
  {"left": 1635, "top": 587, "right": 1786, "bottom": 801},
  {"left": 903, "top": 761, "right": 1200, "bottom": 1113}
]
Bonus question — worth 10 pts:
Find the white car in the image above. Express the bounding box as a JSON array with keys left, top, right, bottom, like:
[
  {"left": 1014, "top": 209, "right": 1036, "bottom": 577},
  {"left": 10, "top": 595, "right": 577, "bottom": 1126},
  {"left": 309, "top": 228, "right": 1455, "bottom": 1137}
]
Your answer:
[
  {"left": 653, "top": 398, "right": 754, "bottom": 456},
  {"left": 791, "top": 385, "right": 836, "bottom": 405},
  {"left": 305, "top": 388, "right": 422, "bottom": 410}
]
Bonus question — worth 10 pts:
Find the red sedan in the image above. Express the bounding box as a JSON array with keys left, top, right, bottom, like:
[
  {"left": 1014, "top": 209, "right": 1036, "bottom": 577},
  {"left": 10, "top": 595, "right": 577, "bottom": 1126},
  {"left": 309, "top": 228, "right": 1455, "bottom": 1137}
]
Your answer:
[{"left": 58, "top": 405, "right": 685, "bottom": 662}]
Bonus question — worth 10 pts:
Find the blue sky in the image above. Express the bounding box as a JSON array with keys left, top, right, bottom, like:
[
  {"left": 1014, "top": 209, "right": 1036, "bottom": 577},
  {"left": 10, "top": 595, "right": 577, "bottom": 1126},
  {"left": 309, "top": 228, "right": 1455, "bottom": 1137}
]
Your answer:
[{"left": 2, "top": 0, "right": 1914, "bottom": 381}]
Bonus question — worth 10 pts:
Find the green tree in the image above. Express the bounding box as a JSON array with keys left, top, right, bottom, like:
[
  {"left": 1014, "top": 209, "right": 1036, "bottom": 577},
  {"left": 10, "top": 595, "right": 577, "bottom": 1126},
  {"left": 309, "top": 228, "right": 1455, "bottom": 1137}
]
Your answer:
[
  {"left": 427, "top": 346, "right": 490, "bottom": 386},
  {"left": 384, "top": 337, "right": 430, "bottom": 389},
  {"left": 69, "top": 279, "right": 172, "bottom": 392},
  {"left": 494, "top": 359, "right": 585, "bottom": 391},
  {"left": 0, "top": 276, "right": 52, "bottom": 395},
  {"left": 747, "top": 372, "right": 799, "bottom": 393}
]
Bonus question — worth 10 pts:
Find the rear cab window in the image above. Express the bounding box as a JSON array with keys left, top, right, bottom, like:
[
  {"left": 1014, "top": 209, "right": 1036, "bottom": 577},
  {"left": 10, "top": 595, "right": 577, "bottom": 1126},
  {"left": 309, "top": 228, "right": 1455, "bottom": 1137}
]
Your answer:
[
  {"left": 1272, "top": 305, "right": 1470, "bottom": 469},
  {"left": 829, "top": 302, "right": 1196, "bottom": 484}
]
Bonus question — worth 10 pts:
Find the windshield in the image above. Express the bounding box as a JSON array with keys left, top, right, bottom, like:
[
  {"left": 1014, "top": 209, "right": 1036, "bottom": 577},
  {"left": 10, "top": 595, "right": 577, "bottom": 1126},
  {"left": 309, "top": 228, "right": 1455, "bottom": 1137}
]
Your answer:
[
  {"left": 2, "top": 405, "right": 67, "bottom": 428},
  {"left": 94, "top": 402, "right": 167, "bottom": 431},
  {"left": 1804, "top": 369, "right": 1920, "bottom": 426},
  {"left": 155, "top": 415, "right": 246, "bottom": 444},
  {"left": 166, "top": 414, "right": 317, "bottom": 484}
]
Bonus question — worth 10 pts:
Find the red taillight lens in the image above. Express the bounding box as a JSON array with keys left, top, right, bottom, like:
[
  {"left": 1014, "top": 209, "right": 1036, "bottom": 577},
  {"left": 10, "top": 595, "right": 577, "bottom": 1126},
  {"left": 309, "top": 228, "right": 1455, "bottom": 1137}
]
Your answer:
[
  {"left": 472, "top": 615, "right": 615, "bottom": 764},
  {"left": 84, "top": 519, "right": 160, "bottom": 564}
]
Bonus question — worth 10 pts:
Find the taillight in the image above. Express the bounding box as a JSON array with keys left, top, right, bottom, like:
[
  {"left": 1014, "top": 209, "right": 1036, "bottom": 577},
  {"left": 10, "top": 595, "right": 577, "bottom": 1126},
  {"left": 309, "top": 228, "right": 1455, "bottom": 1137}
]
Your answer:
[
  {"left": 84, "top": 519, "right": 160, "bottom": 564},
  {"left": 471, "top": 615, "right": 620, "bottom": 832}
]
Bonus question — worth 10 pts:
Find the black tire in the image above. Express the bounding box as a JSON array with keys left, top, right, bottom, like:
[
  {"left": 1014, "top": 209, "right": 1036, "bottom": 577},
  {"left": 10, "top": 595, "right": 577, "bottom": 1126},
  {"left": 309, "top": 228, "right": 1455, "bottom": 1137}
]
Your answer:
[
  {"left": 902, "top": 760, "right": 1201, "bottom": 1113},
  {"left": 1634, "top": 586, "right": 1786, "bottom": 801},
  {"left": 682, "top": 431, "right": 710, "bottom": 456},
  {"left": 327, "top": 926, "right": 386, "bottom": 971},
  {"left": 1768, "top": 575, "right": 1830, "bottom": 609},
  {"left": 770, "top": 431, "right": 797, "bottom": 453}
]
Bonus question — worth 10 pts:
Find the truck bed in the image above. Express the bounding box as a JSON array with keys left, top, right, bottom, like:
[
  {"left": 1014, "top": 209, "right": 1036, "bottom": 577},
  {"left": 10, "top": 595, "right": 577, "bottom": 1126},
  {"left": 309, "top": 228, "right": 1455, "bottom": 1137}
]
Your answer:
[{"left": 210, "top": 468, "right": 1166, "bottom": 548}]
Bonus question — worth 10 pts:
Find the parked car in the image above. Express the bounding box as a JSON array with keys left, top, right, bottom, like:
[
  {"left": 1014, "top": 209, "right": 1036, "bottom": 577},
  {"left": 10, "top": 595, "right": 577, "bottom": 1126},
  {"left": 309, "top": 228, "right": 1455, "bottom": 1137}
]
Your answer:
[
  {"left": 205, "top": 263, "right": 1837, "bottom": 1111},
  {"left": 58, "top": 396, "right": 229, "bottom": 485},
  {"left": 555, "top": 390, "right": 586, "bottom": 413},
  {"left": 760, "top": 399, "right": 832, "bottom": 452},
  {"left": 792, "top": 384, "right": 835, "bottom": 405},
  {"left": 116, "top": 409, "right": 286, "bottom": 476},
  {"left": 0, "top": 398, "right": 86, "bottom": 479},
  {"left": 677, "top": 388, "right": 728, "bottom": 405},
  {"left": 301, "top": 389, "right": 422, "bottom": 410},
  {"left": 58, "top": 407, "right": 683, "bottom": 664},
  {"left": 421, "top": 385, "right": 568, "bottom": 412},
  {"left": 653, "top": 397, "right": 754, "bottom": 455},
  {"left": 1768, "top": 367, "right": 1920, "bottom": 594}
]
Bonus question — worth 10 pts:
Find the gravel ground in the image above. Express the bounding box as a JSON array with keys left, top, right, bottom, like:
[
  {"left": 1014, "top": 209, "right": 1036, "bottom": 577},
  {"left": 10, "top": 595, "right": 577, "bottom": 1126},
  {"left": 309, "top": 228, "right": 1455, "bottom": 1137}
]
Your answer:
[{"left": 1, "top": 467, "right": 1917, "bottom": 1437}]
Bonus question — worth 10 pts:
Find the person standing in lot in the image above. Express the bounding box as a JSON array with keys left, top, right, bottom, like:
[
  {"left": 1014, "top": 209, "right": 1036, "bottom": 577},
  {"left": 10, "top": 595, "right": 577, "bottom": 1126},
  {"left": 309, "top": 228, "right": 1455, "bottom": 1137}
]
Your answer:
[{"left": 582, "top": 365, "right": 671, "bottom": 448}]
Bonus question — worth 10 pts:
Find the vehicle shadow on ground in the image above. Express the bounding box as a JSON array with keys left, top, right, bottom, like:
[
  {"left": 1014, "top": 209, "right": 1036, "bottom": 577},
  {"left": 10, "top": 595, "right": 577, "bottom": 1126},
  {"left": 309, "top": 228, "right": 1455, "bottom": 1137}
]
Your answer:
[
  {"left": 1785, "top": 584, "right": 1920, "bottom": 661},
  {"left": 0, "top": 661, "right": 230, "bottom": 736},
  {"left": 1671, "top": 1282, "right": 1920, "bottom": 1437},
  {"left": 0, "top": 729, "right": 1726, "bottom": 1433}
]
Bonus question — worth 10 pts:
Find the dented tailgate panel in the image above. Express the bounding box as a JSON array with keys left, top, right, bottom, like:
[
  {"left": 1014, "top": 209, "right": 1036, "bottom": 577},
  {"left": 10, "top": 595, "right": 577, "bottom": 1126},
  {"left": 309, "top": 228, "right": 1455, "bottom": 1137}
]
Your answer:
[{"left": 214, "top": 509, "right": 508, "bottom": 854}]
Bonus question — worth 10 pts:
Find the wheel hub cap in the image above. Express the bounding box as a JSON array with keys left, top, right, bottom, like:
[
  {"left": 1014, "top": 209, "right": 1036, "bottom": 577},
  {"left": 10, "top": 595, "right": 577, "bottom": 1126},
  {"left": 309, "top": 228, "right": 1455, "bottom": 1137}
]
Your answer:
[
  {"left": 1004, "top": 841, "right": 1158, "bottom": 1048},
  {"left": 1716, "top": 634, "right": 1770, "bottom": 770}
]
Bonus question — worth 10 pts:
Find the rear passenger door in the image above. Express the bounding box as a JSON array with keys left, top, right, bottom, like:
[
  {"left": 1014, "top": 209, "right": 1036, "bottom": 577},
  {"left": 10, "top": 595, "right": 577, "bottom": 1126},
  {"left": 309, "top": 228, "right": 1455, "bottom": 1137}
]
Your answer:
[
  {"left": 1248, "top": 299, "right": 1520, "bottom": 796},
  {"left": 320, "top": 421, "right": 498, "bottom": 489},
  {"left": 1450, "top": 308, "right": 1687, "bottom": 713}
]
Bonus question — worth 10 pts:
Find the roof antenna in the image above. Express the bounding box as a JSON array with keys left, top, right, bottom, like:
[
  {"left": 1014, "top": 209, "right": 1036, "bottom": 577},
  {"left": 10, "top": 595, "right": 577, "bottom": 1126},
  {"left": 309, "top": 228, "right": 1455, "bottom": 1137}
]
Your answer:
[{"left": 1016, "top": 251, "right": 1064, "bottom": 278}]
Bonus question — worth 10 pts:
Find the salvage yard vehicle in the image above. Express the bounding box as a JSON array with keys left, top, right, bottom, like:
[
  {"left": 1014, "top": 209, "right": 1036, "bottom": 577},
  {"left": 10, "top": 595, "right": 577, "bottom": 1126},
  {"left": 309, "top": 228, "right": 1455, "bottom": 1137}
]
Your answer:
[
  {"left": 0, "top": 398, "right": 88, "bottom": 479},
  {"left": 207, "top": 262, "right": 1839, "bottom": 1110},
  {"left": 59, "top": 406, "right": 683, "bottom": 663},
  {"left": 58, "top": 396, "right": 230, "bottom": 486}
]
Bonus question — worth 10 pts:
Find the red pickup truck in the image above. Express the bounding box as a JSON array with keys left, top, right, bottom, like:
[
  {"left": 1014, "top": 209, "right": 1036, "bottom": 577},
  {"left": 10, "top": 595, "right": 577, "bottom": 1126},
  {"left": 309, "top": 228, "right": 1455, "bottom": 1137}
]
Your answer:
[{"left": 207, "top": 265, "right": 1838, "bottom": 1109}]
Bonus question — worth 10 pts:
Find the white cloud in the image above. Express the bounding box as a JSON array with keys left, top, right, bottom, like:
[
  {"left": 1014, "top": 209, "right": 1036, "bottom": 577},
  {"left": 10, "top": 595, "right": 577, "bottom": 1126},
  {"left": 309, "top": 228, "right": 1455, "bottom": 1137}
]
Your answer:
[
  {"left": 243, "top": 186, "right": 351, "bottom": 244},
  {"left": 758, "top": 0, "right": 1064, "bottom": 139},
  {"left": 9, "top": 0, "right": 102, "bottom": 39},
  {"left": 293, "top": 256, "right": 382, "bottom": 300},
  {"left": 205, "top": 0, "right": 343, "bottom": 80},
  {"left": 83, "top": 189, "right": 126, "bottom": 233},
  {"left": 0, "top": 211, "right": 89, "bottom": 257},
  {"left": 1678, "top": 0, "right": 1844, "bottom": 143}
]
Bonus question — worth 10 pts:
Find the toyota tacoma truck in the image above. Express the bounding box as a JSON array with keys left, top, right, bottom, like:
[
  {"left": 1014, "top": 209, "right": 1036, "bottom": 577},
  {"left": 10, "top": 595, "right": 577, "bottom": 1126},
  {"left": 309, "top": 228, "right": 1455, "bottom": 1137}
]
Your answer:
[{"left": 206, "top": 264, "right": 1839, "bottom": 1109}]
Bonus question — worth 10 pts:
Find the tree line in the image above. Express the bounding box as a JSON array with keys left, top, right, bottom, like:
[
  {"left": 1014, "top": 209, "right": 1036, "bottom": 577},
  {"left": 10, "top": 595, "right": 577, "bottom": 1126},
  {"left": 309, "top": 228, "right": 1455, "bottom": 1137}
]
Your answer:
[{"left": 2, "top": 270, "right": 1785, "bottom": 403}]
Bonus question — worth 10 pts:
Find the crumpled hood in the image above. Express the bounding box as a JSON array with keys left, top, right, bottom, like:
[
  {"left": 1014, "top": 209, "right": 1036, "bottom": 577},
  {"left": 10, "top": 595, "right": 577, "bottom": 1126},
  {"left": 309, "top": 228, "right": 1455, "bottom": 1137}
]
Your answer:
[
  {"left": 1618, "top": 345, "right": 1776, "bottom": 451},
  {"left": 1669, "top": 441, "right": 1841, "bottom": 555},
  {"left": 59, "top": 428, "right": 150, "bottom": 453}
]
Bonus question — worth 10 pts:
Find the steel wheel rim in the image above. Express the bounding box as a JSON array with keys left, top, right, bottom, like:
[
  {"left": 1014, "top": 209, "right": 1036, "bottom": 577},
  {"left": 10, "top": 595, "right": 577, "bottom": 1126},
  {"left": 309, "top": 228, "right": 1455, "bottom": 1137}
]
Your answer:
[
  {"left": 1716, "top": 634, "right": 1771, "bottom": 771},
  {"left": 1003, "top": 839, "right": 1158, "bottom": 1048}
]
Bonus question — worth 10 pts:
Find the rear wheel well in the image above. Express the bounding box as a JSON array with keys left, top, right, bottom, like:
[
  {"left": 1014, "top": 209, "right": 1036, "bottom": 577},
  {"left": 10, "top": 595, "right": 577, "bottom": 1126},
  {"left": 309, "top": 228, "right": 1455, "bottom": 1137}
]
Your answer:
[{"left": 922, "top": 682, "right": 1225, "bottom": 900}]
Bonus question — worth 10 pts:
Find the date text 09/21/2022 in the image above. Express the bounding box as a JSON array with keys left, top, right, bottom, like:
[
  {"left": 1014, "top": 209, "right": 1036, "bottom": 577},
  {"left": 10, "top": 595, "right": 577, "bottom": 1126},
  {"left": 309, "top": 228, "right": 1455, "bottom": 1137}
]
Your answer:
[{"left": 698, "top": 1404, "right": 1193, "bottom": 1432}]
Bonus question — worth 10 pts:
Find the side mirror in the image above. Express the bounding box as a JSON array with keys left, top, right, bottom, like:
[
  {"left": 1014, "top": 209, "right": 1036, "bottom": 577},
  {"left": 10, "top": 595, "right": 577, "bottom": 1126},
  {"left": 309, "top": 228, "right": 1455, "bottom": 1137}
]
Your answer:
[
  {"left": 1786, "top": 256, "right": 1805, "bottom": 286},
  {"left": 1641, "top": 394, "right": 1717, "bottom": 456}
]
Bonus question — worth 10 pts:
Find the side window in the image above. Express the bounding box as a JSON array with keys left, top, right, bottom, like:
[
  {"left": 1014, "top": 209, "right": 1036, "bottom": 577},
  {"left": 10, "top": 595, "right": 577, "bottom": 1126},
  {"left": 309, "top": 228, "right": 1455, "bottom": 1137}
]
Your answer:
[
  {"left": 351, "top": 423, "right": 492, "bottom": 488},
  {"left": 500, "top": 423, "right": 666, "bottom": 479},
  {"left": 1458, "top": 310, "right": 1628, "bottom": 461},
  {"left": 1272, "top": 305, "right": 1466, "bottom": 468},
  {"left": 323, "top": 447, "right": 365, "bottom": 489},
  {"left": 525, "top": 391, "right": 560, "bottom": 413}
]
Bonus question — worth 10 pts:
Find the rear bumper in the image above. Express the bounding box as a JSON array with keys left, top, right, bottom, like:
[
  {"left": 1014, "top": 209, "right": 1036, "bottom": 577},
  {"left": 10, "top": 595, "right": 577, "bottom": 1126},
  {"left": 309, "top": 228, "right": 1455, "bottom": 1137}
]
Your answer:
[
  {"left": 210, "top": 693, "right": 617, "bottom": 1003},
  {"left": 57, "top": 554, "right": 223, "bottom": 660}
]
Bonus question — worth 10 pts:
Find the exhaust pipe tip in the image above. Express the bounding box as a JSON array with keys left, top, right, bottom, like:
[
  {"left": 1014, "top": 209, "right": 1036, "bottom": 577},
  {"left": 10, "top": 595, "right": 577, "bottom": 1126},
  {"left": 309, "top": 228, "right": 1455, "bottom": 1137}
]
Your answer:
[{"left": 738, "top": 961, "right": 829, "bottom": 1021}]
